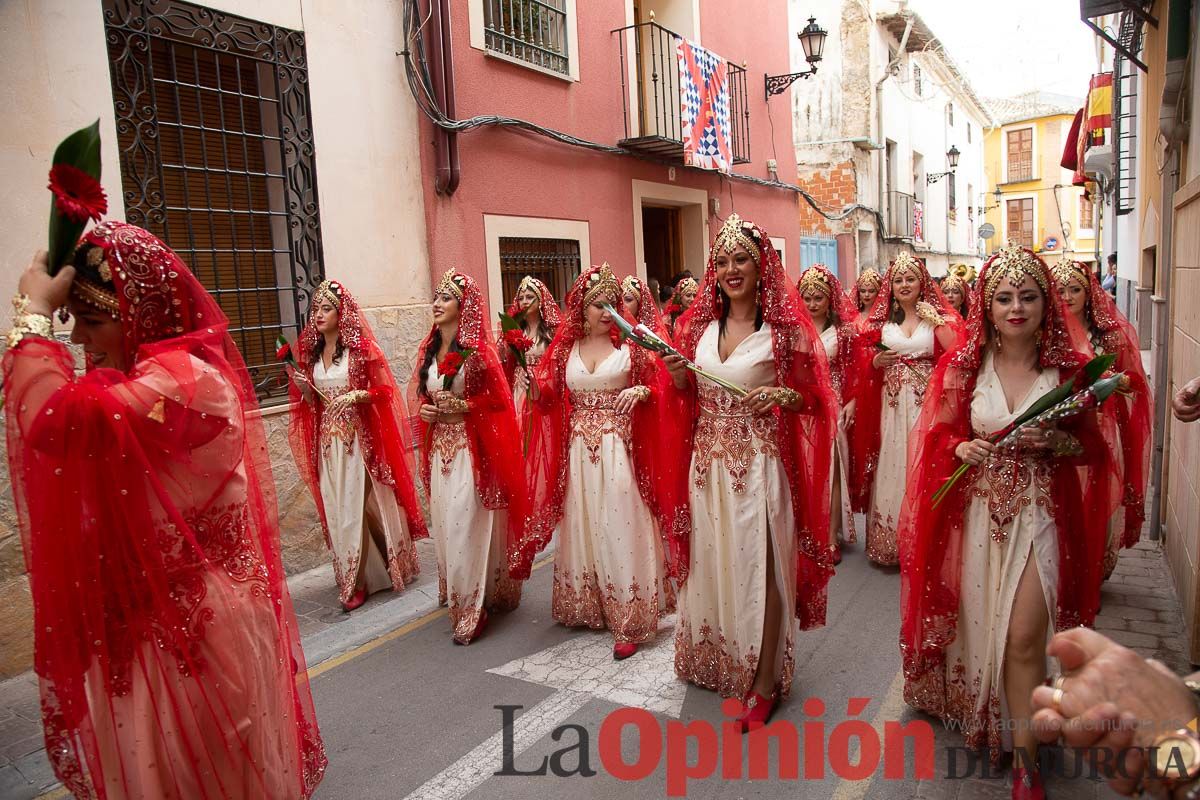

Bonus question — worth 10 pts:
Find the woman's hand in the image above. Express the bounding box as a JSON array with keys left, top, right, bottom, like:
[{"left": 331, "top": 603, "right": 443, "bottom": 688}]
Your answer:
[
  {"left": 17, "top": 251, "right": 75, "bottom": 317},
  {"left": 615, "top": 386, "right": 649, "bottom": 414},
  {"left": 1174, "top": 376, "right": 1200, "bottom": 423},
  {"left": 419, "top": 403, "right": 439, "bottom": 423},
  {"left": 873, "top": 348, "right": 900, "bottom": 369},
  {"left": 1016, "top": 423, "right": 1065, "bottom": 451},
  {"left": 434, "top": 390, "right": 467, "bottom": 416},
  {"left": 663, "top": 353, "right": 689, "bottom": 389},
  {"left": 839, "top": 398, "right": 856, "bottom": 428},
  {"left": 515, "top": 367, "right": 531, "bottom": 394},
  {"left": 955, "top": 438, "right": 995, "bottom": 467},
  {"left": 746, "top": 386, "right": 796, "bottom": 415}
]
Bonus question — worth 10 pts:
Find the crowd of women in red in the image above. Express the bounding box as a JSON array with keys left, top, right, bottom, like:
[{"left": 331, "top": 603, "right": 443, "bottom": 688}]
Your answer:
[{"left": 5, "top": 210, "right": 1148, "bottom": 798}]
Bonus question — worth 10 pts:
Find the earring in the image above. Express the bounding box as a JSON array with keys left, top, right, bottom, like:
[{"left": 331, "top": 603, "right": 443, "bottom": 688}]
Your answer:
[{"left": 583, "top": 320, "right": 592, "bottom": 336}]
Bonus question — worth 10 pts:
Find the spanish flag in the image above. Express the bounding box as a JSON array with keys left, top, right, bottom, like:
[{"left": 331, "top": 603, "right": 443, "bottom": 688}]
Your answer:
[{"left": 1086, "top": 72, "right": 1113, "bottom": 147}]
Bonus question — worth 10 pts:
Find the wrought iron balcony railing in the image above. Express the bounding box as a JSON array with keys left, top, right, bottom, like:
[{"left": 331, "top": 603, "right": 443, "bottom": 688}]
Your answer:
[
  {"left": 484, "top": 0, "right": 569, "bottom": 76},
  {"left": 613, "top": 21, "right": 750, "bottom": 165}
]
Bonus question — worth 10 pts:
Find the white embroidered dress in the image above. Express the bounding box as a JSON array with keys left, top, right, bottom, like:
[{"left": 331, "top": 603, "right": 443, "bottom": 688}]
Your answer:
[
  {"left": 674, "top": 322, "right": 799, "bottom": 699},
  {"left": 820, "top": 324, "right": 855, "bottom": 543},
  {"left": 866, "top": 320, "right": 935, "bottom": 564},
  {"left": 314, "top": 356, "right": 418, "bottom": 604},
  {"left": 551, "top": 344, "right": 672, "bottom": 643},
  {"left": 425, "top": 362, "right": 522, "bottom": 642}
]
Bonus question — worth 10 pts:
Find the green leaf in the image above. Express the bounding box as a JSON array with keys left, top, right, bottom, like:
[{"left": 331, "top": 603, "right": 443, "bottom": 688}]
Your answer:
[
  {"left": 497, "top": 311, "right": 523, "bottom": 333},
  {"left": 48, "top": 120, "right": 103, "bottom": 275}
]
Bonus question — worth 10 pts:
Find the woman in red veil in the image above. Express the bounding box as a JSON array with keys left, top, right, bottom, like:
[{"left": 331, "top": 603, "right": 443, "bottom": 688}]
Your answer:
[
  {"left": 899, "top": 245, "right": 1119, "bottom": 798},
  {"left": 941, "top": 272, "right": 972, "bottom": 322},
  {"left": 409, "top": 269, "right": 525, "bottom": 644},
  {"left": 663, "top": 214, "right": 837, "bottom": 729},
  {"left": 515, "top": 264, "right": 676, "bottom": 660},
  {"left": 853, "top": 267, "right": 883, "bottom": 315},
  {"left": 501, "top": 275, "right": 562, "bottom": 413},
  {"left": 1051, "top": 260, "right": 1150, "bottom": 577},
  {"left": 848, "top": 253, "right": 959, "bottom": 565},
  {"left": 798, "top": 264, "right": 860, "bottom": 557},
  {"left": 4, "top": 223, "right": 325, "bottom": 798},
  {"left": 288, "top": 279, "right": 428, "bottom": 611}
]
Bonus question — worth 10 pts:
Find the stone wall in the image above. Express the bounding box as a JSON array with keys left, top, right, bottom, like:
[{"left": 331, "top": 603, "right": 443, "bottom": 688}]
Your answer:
[{"left": 0, "top": 301, "right": 432, "bottom": 679}]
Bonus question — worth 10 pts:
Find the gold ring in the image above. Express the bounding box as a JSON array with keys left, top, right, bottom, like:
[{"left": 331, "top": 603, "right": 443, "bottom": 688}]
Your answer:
[
  {"left": 1050, "top": 687, "right": 1065, "bottom": 713},
  {"left": 1051, "top": 674, "right": 1066, "bottom": 691}
]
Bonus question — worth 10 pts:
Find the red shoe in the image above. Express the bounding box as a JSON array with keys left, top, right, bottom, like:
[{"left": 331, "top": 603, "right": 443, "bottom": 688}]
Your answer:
[
  {"left": 833, "top": 547, "right": 843, "bottom": 566},
  {"left": 342, "top": 587, "right": 367, "bottom": 612},
  {"left": 613, "top": 642, "right": 638, "bottom": 660},
  {"left": 455, "top": 608, "right": 489, "bottom": 645},
  {"left": 1011, "top": 767, "right": 1045, "bottom": 800},
  {"left": 736, "top": 689, "right": 779, "bottom": 732}
]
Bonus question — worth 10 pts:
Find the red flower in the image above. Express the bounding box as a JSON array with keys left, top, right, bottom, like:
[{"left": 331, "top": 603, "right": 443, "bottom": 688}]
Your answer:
[
  {"left": 439, "top": 350, "right": 464, "bottom": 378},
  {"left": 48, "top": 164, "right": 107, "bottom": 224},
  {"left": 665, "top": 302, "right": 682, "bottom": 316},
  {"left": 503, "top": 329, "right": 533, "bottom": 352},
  {"left": 275, "top": 342, "right": 291, "bottom": 362}
]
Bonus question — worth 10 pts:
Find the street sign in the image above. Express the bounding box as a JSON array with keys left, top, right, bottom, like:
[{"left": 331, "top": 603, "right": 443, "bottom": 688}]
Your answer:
[{"left": 978, "top": 223, "right": 995, "bottom": 239}]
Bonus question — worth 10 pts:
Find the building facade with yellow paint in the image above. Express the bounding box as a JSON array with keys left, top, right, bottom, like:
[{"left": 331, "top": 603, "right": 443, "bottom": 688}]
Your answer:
[{"left": 982, "top": 94, "right": 1100, "bottom": 267}]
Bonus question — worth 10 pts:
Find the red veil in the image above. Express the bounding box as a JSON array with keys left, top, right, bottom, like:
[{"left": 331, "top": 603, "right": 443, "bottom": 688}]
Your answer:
[
  {"left": 847, "top": 256, "right": 963, "bottom": 511},
  {"left": 1061, "top": 262, "right": 1151, "bottom": 547},
  {"left": 798, "top": 263, "right": 860, "bottom": 402},
  {"left": 940, "top": 273, "right": 973, "bottom": 322},
  {"left": 514, "top": 267, "right": 680, "bottom": 578},
  {"left": 407, "top": 271, "right": 529, "bottom": 575},
  {"left": 288, "top": 280, "right": 429, "bottom": 545},
  {"left": 898, "top": 247, "right": 1119, "bottom": 687},
  {"left": 2, "top": 222, "right": 325, "bottom": 798},
  {"left": 501, "top": 276, "right": 563, "bottom": 385},
  {"left": 665, "top": 216, "right": 838, "bottom": 628}
]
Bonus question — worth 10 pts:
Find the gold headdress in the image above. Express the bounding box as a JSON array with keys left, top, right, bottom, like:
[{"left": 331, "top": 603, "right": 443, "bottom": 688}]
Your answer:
[
  {"left": 70, "top": 277, "right": 121, "bottom": 319},
  {"left": 621, "top": 275, "right": 642, "bottom": 296},
  {"left": 941, "top": 273, "right": 968, "bottom": 296},
  {"left": 799, "top": 266, "right": 833, "bottom": 298},
  {"left": 312, "top": 279, "right": 343, "bottom": 310},
  {"left": 435, "top": 269, "right": 466, "bottom": 301},
  {"left": 856, "top": 268, "right": 883, "bottom": 290},
  {"left": 517, "top": 275, "right": 543, "bottom": 296},
  {"left": 891, "top": 252, "right": 924, "bottom": 281},
  {"left": 1050, "top": 259, "right": 1090, "bottom": 292},
  {"left": 984, "top": 244, "right": 1049, "bottom": 303},
  {"left": 711, "top": 213, "right": 762, "bottom": 265},
  {"left": 583, "top": 262, "right": 621, "bottom": 308},
  {"left": 673, "top": 276, "right": 698, "bottom": 297}
]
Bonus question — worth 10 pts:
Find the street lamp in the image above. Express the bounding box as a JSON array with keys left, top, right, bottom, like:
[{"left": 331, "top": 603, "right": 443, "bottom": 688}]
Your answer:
[
  {"left": 765, "top": 17, "right": 828, "bottom": 99},
  {"left": 926, "top": 145, "right": 960, "bottom": 184},
  {"left": 979, "top": 186, "right": 1003, "bottom": 215}
]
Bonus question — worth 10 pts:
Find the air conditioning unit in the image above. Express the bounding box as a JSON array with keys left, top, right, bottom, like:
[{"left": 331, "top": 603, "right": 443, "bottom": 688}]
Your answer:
[{"left": 1083, "top": 143, "right": 1114, "bottom": 183}]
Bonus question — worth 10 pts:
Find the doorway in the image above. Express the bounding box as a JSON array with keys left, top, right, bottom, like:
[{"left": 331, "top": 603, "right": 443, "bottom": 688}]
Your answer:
[{"left": 642, "top": 205, "right": 684, "bottom": 288}]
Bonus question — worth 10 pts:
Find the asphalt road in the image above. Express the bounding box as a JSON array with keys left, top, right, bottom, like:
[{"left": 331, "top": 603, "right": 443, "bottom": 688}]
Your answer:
[{"left": 307, "top": 542, "right": 1124, "bottom": 800}]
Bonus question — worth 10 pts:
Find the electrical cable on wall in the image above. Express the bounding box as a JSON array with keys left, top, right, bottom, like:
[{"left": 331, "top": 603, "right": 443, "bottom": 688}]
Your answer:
[{"left": 399, "top": 0, "right": 886, "bottom": 232}]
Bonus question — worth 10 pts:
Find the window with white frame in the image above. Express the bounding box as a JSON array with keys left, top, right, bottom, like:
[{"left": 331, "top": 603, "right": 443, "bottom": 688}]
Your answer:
[
  {"left": 484, "top": 0, "right": 569, "bottom": 75},
  {"left": 1079, "top": 193, "right": 1095, "bottom": 231}
]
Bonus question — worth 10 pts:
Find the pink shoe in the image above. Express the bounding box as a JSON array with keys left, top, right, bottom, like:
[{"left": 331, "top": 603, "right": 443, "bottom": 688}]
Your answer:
[
  {"left": 737, "top": 689, "right": 779, "bottom": 732},
  {"left": 1011, "top": 767, "right": 1046, "bottom": 800},
  {"left": 613, "top": 642, "right": 638, "bottom": 660}
]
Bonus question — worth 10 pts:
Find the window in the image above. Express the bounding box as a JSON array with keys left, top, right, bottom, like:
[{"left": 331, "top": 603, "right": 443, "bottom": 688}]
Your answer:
[
  {"left": 948, "top": 176, "right": 957, "bottom": 222},
  {"left": 1006, "top": 198, "right": 1035, "bottom": 247},
  {"left": 1006, "top": 128, "right": 1034, "bottom": 182},
  {"left": 947, "top": 103, "right": 955, "bottom": 127},
  {"left": 967, "top": 122, "right": 972, "bottom": 143},
  {"left": 484, "top": 0, "right": 569, "bottom": 76},
  {"left": 499, "top": 237, "right": 581, "bottom": 302},
  {"left": 967, "top": 183, "right": 974, "bottom": 223},
  {"left": 102, "top": 0, "right": 324, "bottom": 401},
  {"left": 1080, "top": 193, "right": 1095, "bottom": 230},
  {"left": 913, "top": 63, "right": 923, "bottom": 96}
]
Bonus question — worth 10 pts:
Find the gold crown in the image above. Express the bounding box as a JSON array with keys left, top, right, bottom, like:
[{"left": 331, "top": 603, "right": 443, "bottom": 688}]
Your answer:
[
  {"left": 984, "top": 244, "right": 1048, "bottom": 302},
  {"left": 71, "top": 277, "right": 121, "bottom": 319},
  {"left": 517, "top": 275, "right": 543, "bottom": 296},
  {"left": 941, "top": 273, "right": 968, "bottom": 295},
  {"left": 799, "top": 266, "right": 832, "bottom": 297},
  {"left": 621, "top": 275, "right": 642, "bottom": 296},
  {"left": 891, "top": 252, "right": 924, "bottom": 280},
  {"left": 712, "top": 213, "right": 762, "bottom": 265},
  {"left": 312, "top": 279, "right": 342, "bottom": 310},
  {"left": 856, "top": 268, "right": 883, "bottom": 290},
  {"left": 436, "top": 269, "right": 466, "bottom": 301},
  {"left": 583, "top": 262, "right": 621, "bottom": 308},
  {"left": 1050, "top": 259, "right": 1090, "bottom": 291}
]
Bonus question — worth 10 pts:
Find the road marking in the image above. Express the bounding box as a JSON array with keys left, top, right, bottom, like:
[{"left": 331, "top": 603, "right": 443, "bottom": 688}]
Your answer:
[
  {"left": 400, "top": 689, "right": 592, "bottom": 800},
  {"left": 830, "top": 667, "right": 907, "bottom": 800}
]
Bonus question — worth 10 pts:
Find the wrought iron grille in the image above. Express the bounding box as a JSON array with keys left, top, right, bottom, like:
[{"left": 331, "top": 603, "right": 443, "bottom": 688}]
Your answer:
[
  {"left": 498, "top": 237, "right": 581, "bottom": 304},
  {"left": 484, "top": 0, "right": 569, "bottom": 76},
  {"left": 1113, "top": 11, "right": 1144, "bottom": 217},
  {"left": 102, "top": 0, "right": 324, "bottom": 401},
  {"left": 614, "top": 21, "right": 751, "bottom": 165}
]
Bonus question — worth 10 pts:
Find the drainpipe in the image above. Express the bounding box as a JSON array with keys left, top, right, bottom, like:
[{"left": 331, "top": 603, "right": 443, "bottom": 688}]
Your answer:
[
  {"left": 439, "top": 0, "right": 461, "bottom": 193},
  {"left": 876, "top": 16, "right": 913, "bottom": 243},
  {"left": 428, "top": 0, "right": 460, "bottom": 195}
]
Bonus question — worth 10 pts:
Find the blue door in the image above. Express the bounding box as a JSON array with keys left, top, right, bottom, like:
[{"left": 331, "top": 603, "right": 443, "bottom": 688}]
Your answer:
[{"left": 800, "top": 236, "right": 838, "bottom": 272}]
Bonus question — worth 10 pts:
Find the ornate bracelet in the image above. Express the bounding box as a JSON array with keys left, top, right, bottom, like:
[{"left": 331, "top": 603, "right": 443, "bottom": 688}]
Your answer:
[
  {"left": 440, "top": 396, "right": 469, "bottom": 414},
  {"left": 6, "top": 294, "right": 53, "bottom": 349},
  {"left": 1051, "top": 432, "right": 1084, "bottom": 458},
  {"left": 631, "top": 385, "right": 651, "bottom": 402},
  {"left": 773, "top": 387, "right": 800, "bottom": 407}
]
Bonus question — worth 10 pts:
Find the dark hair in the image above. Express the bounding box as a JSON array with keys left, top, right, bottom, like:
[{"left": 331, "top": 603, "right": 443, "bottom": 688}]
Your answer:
[
  {"left": 1107, "top": 253, "right": 1117, "bottom": 266},
  {"left": 418, "top": 328, "right": 464, "bottom": 401},
  {"left": 659, "top": 283, "right": 674, "bottom": 303},
  {"left": 716, "top": 285, "right": 764, "bottom": 338},
  {"left": 521, "top": 315, "right": 552, "bottom": 349},
  {"left": 72, "top": 243, "right": 115, "bottom": 291},
  {"left": 307, "top": 297, "right": 346, "bottom": 367},
  {"left": 889, "top": 298, "right": 907, "bottom": 325}
]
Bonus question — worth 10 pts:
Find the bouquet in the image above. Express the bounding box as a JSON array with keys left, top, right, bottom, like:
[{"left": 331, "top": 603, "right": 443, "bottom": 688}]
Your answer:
[
  {"left": 931, "top": 354, "right": 1121, "bottom": 508},
  {"left": 875, "top": 341, "right": 926, "bottom": 382},
  {"left": 276, "top": 334, "right": 329, "bottom": 402},
  {"left": 498, "top": 312, "right": 535, "bottom": 453},
  {"left": 47, "top": 121, "right": 106, "bottom": 275},
  {"left": 602, "top": 303, "right": 748, "bottom": 398},
  {"left": 425, "top": 348, "right": 473, "bottom": 450}
]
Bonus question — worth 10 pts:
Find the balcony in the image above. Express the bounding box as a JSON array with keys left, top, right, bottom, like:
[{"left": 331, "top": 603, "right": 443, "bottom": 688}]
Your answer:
[
  {"left": 886, "top": 191, "right": 915, "bottom": 240},
  {"left": 613, "top": 21, "right": 750, "bottom": 165}
]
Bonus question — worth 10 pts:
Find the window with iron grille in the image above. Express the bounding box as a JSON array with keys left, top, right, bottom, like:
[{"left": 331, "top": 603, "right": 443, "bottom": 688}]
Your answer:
[
  {"left": 499, "top": 237, "right": 580, "bottom": 305},
  {"left": 484, "top": 0, "right": 569, "bottom": 76},
  {"left": 1006, "top": 128, "right": 1034, "bottom": 182},
  {"left": 1006, "top": 198, "right": 1035, "bottom": 248},
  {"left": 912, "top": 64, "right": 923, "bottom": 96},
  {"left": 948, "top": 176, "right": 957, "bottom": 222},
  {"left": 102, "top": 0, "right": 323, "bottom": 402}
]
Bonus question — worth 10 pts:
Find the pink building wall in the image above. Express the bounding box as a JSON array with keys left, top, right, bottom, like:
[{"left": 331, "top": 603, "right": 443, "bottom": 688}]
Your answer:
[{"left": 417, "top": 0, "right": 804, "bottom": 306}]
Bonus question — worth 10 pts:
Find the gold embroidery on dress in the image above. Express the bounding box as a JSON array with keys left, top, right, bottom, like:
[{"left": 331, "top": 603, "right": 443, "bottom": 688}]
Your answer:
[
  {"left": 673, "top": 617, "right": 796, "bottom": 699},
  {"left": 970, "top": 451, "right": 1054, "bottom": 543},
  {"left": 883, "top": 358, "right": 933, "bottom": 409},
  {"left": 692, "top": 383, "right": 779, "bottom": 493},
  {"left": 552, "top": 569, "right": 671, "bottom": 643},
  {"left": 569, "top": 389, "right": 632, "bottom": 463},
  {"left": 319, "top": 382, "right": 361, "bottom": 455},
  {"left": 431, "top": 420, "right": 469, "bottom": 477}
]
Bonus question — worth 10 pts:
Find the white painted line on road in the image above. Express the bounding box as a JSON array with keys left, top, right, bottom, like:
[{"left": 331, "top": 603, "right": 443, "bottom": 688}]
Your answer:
[
  {"left": 830, "top": 667, "right": 907, "bottom": 800},
  {"left": 400, "top": 689, "right": 592, "bottom": 800}
]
